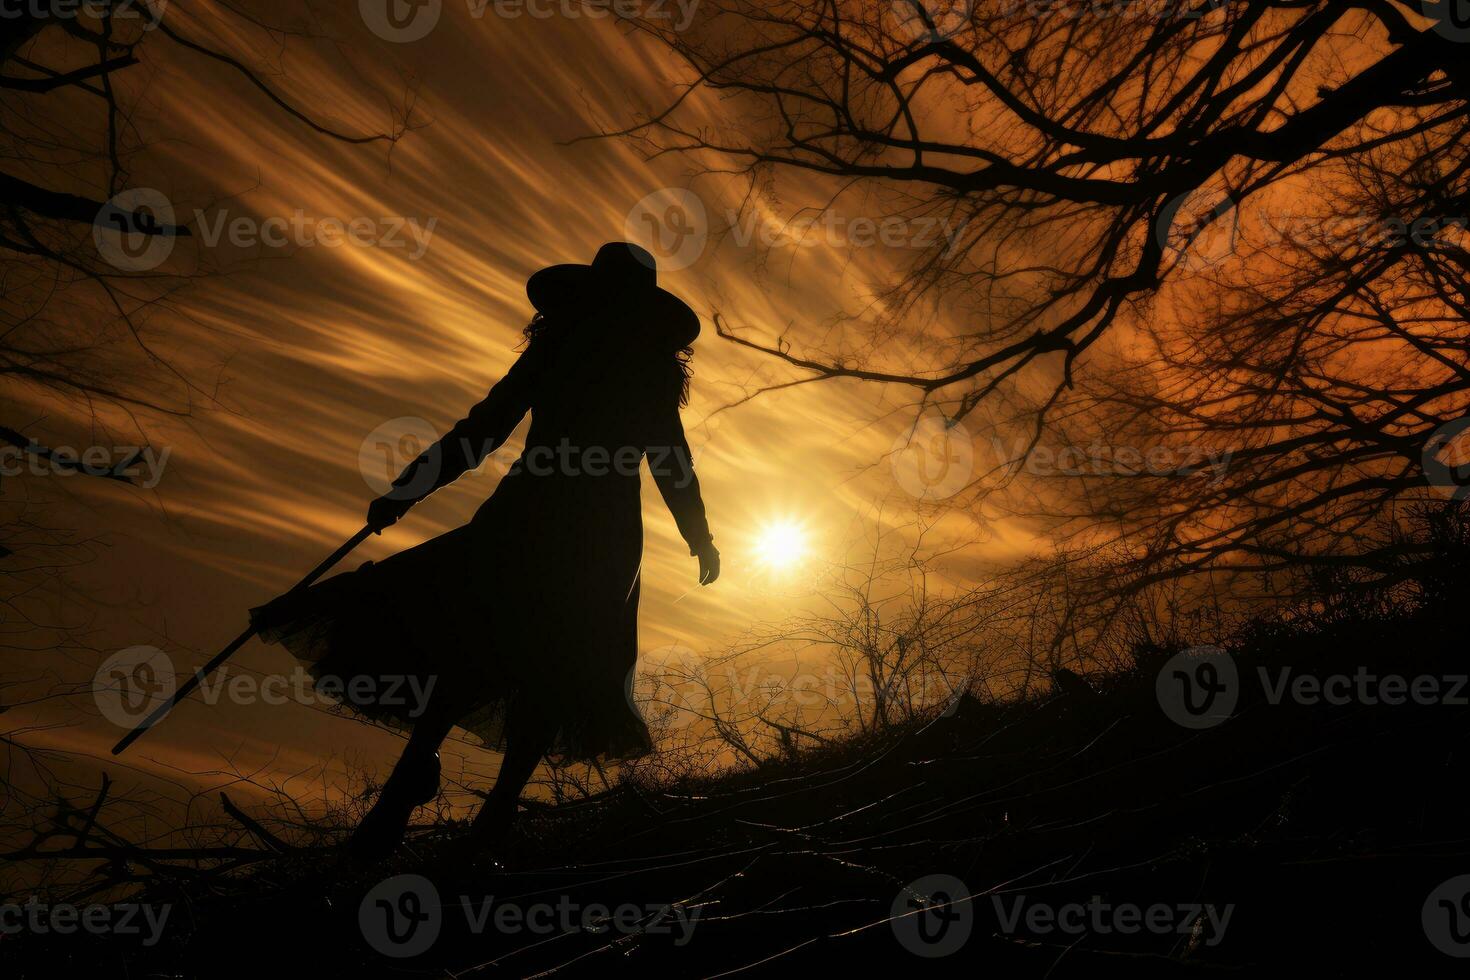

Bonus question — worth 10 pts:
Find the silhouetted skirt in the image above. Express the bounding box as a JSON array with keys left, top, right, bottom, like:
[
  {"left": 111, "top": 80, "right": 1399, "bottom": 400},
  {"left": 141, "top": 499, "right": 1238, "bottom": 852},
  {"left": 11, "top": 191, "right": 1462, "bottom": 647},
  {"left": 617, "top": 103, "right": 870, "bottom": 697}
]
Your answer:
[{"left": 251, "top": 474, "right": 653, "bottom": 762}]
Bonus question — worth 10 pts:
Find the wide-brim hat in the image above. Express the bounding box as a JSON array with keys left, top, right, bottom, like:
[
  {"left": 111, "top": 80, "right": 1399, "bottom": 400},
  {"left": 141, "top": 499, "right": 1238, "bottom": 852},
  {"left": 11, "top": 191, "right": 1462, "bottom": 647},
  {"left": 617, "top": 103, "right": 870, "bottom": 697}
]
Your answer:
[{"left": 527, "top": 241, "right": 699, "bottom": 350}]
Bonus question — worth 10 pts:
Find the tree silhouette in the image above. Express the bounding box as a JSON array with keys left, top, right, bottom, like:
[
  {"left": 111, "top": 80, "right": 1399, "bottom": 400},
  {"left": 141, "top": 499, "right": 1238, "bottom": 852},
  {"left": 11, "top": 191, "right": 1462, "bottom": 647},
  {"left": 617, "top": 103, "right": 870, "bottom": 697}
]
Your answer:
[
  {"left": 619, "top": 0, "right": 1470, "bottom": 586},
  {"left": 1, "top": 2, "right": 410, "bottom": 482},
  {"left": 0, "top": 2, "right": 414, "bottom": 857}
]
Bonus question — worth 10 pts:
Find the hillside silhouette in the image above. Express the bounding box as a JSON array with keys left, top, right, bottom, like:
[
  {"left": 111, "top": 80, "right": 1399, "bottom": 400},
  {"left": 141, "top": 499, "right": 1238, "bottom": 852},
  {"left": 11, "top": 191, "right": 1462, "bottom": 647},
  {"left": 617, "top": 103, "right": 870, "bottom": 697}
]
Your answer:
[{"left": 10, "top": 510, "right": 1470, "bottom": 976}]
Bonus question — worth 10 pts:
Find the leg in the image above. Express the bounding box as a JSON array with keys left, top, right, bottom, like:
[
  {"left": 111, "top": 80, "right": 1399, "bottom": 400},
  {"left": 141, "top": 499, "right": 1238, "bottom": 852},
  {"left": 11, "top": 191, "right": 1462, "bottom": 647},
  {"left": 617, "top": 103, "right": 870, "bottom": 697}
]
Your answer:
[
  {"left": 388, "top": 711, "right": 455, "bottom": 802},
  {"left": 469, "top": 710, "right": 553, "bottom": 844},
  {"left": 349, "top": 696, "right": 459, "bottom": 858}
]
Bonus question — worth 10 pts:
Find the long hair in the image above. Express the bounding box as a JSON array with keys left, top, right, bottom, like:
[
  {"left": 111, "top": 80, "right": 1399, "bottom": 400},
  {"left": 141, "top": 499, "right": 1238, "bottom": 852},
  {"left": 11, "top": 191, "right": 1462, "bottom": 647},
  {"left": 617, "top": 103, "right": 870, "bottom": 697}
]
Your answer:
[{"left": 523, "top": 313, "right": 693, "bottom": 405}]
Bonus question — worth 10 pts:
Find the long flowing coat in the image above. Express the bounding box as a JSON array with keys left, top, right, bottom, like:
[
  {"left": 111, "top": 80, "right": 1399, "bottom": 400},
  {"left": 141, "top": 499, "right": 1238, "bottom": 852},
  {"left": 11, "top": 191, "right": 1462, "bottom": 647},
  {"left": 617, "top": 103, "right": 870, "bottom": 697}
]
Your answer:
[{"left": 254, "top": 312, "right": 712, "bottom": 759}]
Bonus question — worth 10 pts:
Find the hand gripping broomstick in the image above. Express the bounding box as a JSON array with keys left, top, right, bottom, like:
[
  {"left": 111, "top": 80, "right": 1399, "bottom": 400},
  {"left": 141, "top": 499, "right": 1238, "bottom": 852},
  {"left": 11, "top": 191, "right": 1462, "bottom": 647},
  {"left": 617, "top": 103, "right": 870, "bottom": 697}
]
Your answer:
[{"left": 110, "top": 525, "right": 376, "bottom": 756}]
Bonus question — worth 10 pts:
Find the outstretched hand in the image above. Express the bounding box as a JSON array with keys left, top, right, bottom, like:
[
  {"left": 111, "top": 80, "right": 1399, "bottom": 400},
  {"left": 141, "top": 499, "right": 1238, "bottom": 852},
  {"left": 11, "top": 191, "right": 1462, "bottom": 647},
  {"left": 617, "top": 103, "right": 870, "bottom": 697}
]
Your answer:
[
  {"left": 366, "top": 494, "right": 414, "bottom": 534},
  {"left": 697, "top": 545, "right": 720, "bottom": 586}
]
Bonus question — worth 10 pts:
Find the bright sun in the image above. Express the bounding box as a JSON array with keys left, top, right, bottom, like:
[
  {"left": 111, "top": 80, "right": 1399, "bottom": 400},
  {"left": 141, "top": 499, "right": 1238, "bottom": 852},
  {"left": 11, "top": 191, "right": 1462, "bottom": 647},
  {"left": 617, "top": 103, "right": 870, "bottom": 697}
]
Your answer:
[{"left": 754, "top": 520, "right": 808, "bottom": 570}]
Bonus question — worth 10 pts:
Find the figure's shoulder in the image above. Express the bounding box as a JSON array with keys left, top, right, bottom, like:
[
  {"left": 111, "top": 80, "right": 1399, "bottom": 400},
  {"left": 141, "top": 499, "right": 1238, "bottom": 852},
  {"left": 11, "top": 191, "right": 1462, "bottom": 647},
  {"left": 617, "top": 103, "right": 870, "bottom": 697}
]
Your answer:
[
  {"left": 522, "top": 314, "right": 564, "bottom": 347},
  {"left": 518, "top": 316, "right": 573, "bottom": 367}
]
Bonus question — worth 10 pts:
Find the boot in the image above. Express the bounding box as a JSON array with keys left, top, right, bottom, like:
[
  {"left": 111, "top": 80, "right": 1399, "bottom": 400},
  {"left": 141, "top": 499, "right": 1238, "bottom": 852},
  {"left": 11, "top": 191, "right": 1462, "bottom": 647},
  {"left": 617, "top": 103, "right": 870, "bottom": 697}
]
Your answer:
[{"left": 348, "top": 749, "right": 441, "bottom": 859}]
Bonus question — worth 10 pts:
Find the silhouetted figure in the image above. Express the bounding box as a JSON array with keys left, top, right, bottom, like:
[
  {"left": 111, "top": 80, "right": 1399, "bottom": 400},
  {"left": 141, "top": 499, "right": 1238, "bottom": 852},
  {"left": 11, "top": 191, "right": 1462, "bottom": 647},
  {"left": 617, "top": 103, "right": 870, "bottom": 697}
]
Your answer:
[{"left": 252, "top": 242, "right": 719, "bottom": 857}]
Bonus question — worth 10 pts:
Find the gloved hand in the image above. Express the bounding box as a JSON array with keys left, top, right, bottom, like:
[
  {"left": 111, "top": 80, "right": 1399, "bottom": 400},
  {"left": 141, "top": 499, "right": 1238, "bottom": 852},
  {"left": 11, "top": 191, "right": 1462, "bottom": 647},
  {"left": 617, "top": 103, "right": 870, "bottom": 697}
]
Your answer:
[
  {"left": 366, "top": 494, "right": 415, "bottom": 533},
  {"left": 696, "top": 543, "right": 721, "bottom": 586}
]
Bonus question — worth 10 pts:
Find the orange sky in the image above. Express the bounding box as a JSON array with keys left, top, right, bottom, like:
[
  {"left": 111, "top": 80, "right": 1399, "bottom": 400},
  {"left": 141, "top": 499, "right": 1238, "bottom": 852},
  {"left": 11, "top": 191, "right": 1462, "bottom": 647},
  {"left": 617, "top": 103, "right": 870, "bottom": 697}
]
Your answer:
[{"left": 6, "top": 2, "right": 1013, "bottom": 812}]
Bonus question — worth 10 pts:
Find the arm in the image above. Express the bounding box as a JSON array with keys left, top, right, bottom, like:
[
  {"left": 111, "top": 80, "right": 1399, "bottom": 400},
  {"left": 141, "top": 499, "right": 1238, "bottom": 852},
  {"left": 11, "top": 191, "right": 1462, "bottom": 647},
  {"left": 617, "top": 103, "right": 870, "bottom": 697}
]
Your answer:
[
  {"left": 648, "top": 376, "right": 719, "bottom": 584},
  {"left": 367, "top": 339, "right": 543, "bottom": 530}
]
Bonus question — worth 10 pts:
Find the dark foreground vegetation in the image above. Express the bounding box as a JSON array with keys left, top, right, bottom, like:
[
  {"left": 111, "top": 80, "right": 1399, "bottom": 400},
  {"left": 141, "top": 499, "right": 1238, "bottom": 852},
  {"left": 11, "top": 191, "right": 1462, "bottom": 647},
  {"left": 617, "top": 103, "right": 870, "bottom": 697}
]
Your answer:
[{"left": 10, "top": 524, "right": 1470, "bottom": 977}]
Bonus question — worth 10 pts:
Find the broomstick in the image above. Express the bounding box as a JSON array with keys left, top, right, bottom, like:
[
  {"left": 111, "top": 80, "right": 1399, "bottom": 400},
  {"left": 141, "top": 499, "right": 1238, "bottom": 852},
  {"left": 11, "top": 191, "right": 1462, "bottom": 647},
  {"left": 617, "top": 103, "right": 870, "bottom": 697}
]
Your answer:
[{"left": 110, "top": 525, "right": 376, "bottom": 756}]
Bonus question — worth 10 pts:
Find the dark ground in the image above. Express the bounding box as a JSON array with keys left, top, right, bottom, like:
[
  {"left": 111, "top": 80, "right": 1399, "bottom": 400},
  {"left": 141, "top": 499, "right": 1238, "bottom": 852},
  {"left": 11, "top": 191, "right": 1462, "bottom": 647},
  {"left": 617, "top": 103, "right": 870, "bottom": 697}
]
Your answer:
[{"left": 8, "top": 584, "right": 1470, "bottom": 977}]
